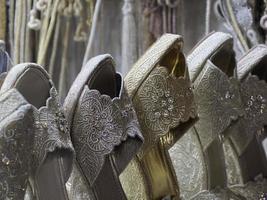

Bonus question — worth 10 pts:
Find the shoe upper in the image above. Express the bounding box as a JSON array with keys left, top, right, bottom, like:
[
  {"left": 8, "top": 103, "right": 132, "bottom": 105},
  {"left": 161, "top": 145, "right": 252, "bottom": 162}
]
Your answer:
[
  {"left": 224, "top": 45, "right": 267, "bottom": 190},
  {"left": 0, "top": 89, "right": 34, "bottom": 199},
  {"left": 172, "top": 32, "right": 244, "bottom": 199},
  {"left": 0, "top": 63, "right": 74, "bottom": 185},
  {"left": 234, "top": 45, "right": 267, "bottom": 156},
  {"left": 125, "top": 33, "right": 197, "bottom": 157},
  {"left": 121, "top": 33, "right": 198, "bottom": 200},
  {"left": 65, "top": 54, "right": 143, "bottom": 189},
  {"left": 188, "top": 32, "right": 243, "bottom": 151}
]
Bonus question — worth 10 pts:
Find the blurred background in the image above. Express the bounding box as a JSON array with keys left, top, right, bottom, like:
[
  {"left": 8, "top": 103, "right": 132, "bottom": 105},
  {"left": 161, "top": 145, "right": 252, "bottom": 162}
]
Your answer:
[{"left": 0, "top": 0, "right": 266, "bottom": 100}]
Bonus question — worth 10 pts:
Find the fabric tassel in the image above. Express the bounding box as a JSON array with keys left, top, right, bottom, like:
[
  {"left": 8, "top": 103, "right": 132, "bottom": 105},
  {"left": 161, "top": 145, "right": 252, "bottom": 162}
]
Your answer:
[{"left": 121, "top": 0, "right": 138, "bottom": 76}]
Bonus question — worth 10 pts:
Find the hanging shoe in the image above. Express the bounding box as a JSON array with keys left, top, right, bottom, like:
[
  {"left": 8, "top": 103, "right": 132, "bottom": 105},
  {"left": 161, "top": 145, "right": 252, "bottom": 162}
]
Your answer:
[
  {"left": 0, "top": 63, "right": 74, "bottom": 200},
  {"left": 64, "top": 54, "right": 143, "bottom": 200},
  {"left": 0, "top": 89, "right": 33, "bottom": 199},
  {"left": 120, "top": 33, "right": 198, "bottom": 200},
  {"left": 223, "top": 44, "right": 267, "bottom": 199},
  {"left": 170, "top": 32, "right": 245, "bottom": 199}
]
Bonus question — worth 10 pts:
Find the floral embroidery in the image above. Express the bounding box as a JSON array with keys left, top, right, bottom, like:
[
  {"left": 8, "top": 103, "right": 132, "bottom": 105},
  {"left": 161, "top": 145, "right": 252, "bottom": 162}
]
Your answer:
[
  {"left": 76, "top": 89, "right": 123, "bottom": 154},
  {"left": 134, "top": 66, "right": 197, "bottom": 154},
  {"left": 229, "top": 75, "right": 267, "bottom": 155},
  {"left": 241, "top": 75, "right": 267, "bottom": 135},
  {"left": 72, "top": 85, "right": 142, "bottom": 186}
]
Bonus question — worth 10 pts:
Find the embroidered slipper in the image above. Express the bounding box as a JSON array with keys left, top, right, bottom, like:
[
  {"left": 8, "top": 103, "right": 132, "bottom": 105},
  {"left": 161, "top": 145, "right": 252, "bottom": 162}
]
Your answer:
[
  {"left": 64, "top": 54, "right": 143, "bottom": 200},
  {"left": 171, "top": 32, "right": 245, "bottom": 199},
  {"left": 224, "top": 45, "right": 267, "bottom": 199},
  {"left": 1, "top": 63, "right": 74, "bottom": 200},
  {"left": 120, "top": 33, "right": 198, "bottom": 200}
]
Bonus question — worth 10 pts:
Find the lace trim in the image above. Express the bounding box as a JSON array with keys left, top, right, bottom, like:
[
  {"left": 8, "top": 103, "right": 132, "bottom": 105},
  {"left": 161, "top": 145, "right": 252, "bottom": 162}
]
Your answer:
[
  {"left": 134, "top": 66, "right": 197, "bottom": 156},
  {"left": 31, "top": 85, "right": 74, "bottom": 173},
  {"left": 72, "top": 85, "right": 142, "bottom": 185}
]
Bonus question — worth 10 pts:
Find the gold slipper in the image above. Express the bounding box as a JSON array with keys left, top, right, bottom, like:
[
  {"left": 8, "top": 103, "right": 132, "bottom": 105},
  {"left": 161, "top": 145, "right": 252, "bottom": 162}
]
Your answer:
[{"left": 120, "top": 33, "right": 197, "bottom": 200}]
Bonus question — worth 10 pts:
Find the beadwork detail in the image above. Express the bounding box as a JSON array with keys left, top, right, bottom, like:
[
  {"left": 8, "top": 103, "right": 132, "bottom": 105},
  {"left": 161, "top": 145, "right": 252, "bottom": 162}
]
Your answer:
[
  {"left": 32, "top": 85, "right": 73, "bottom": 173},
  {"left": 241, "top": 75, "right": 267, "bottom": 141},
  {"left": 134, "top": 66, "right": 197, "bottom": 155},
  {"left": 229, "top": 75, "right": 267, "bottom": 156}
]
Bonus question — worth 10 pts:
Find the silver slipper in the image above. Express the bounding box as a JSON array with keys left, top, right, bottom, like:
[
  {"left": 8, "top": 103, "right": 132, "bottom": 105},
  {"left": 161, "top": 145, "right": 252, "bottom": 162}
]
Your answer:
[
  {"left": 1, "top": 63, "right": 74, "bottom": 200},
  {"left": 64, "top": 54, "right": 143, "bottom": 200}
]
